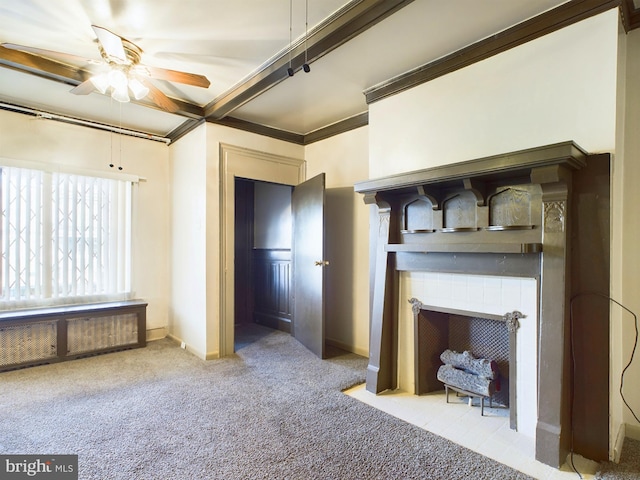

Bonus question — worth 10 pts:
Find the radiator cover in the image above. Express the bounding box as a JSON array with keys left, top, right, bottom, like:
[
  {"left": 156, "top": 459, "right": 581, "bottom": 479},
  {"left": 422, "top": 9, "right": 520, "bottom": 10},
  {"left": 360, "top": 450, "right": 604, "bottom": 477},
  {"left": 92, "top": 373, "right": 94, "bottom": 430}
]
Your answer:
[
  {"left": 0, "top": 300, "right": 147, "bottom": 371},
  {"left": 67, "top": 313, "right": 139, "bottom": 355},
  {"left": 0, "top": 321, "right": 57, "bottom": 368}
]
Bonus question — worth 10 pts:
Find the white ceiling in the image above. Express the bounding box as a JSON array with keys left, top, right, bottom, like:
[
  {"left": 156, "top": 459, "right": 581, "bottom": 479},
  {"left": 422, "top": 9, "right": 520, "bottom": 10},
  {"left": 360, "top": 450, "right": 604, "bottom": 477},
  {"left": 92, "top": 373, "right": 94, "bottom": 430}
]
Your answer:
[{"left": 0, "top": 0, "right": 577, "bottom": 143}]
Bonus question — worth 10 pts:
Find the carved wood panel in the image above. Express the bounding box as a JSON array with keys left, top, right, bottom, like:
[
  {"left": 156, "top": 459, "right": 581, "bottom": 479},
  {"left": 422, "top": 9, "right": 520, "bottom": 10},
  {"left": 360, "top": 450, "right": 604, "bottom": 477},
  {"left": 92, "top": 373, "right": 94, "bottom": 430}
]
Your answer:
[
  {"left": 443, "top": 191, "right": 477, "bottom": 230},
  {"left": 489, "top": 187, "right": 532, "bottom": 227},
  {"left": 252, "top": 249, "right": 292, "bottom": 331},
  {"left": 403, "top": 197, "right": 434, "bottom": 232}
]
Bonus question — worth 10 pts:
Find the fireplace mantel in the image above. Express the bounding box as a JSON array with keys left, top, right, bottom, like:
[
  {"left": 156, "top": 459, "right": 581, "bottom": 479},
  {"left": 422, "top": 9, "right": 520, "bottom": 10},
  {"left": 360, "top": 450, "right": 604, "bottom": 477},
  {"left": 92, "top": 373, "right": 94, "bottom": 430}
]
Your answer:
[
  {"left": 354, "top": 141, "right": 610, "bottom": 468},
  {"left": 354, "top": 141, "right": 587, "bottom": 195}
]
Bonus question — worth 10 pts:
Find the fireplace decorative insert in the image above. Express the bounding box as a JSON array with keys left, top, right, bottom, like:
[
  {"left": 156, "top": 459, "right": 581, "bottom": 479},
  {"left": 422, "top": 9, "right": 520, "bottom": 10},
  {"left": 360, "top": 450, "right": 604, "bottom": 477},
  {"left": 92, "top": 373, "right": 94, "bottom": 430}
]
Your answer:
[{"left": 437, "top": 349, "right": 498, "bottom": 416}]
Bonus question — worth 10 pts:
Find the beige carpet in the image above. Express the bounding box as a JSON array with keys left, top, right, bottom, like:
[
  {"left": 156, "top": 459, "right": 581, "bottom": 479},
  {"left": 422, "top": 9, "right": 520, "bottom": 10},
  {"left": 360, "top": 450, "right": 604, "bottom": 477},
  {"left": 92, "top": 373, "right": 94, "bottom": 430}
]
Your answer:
[
  {"left": 0, "top": 327, "right": 534, "bottom": 479},
  {"left": 596, "top": 438, "right": 640, "bottom": 479}
]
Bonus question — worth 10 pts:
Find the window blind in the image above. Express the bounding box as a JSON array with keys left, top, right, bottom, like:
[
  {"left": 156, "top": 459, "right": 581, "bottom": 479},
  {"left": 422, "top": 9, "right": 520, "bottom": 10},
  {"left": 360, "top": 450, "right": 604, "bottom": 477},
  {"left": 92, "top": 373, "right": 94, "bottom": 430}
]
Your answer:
[{"left": 1, "top": 166, "right": 132, "bottom": 308}]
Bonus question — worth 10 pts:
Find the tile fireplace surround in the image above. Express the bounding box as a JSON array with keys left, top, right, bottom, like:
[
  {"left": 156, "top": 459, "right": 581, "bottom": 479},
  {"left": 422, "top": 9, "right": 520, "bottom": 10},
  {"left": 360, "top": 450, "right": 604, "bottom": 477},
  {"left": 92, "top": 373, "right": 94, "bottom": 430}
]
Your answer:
[{"left": 354, "top": 141, "right": 611, "bottom": 468}]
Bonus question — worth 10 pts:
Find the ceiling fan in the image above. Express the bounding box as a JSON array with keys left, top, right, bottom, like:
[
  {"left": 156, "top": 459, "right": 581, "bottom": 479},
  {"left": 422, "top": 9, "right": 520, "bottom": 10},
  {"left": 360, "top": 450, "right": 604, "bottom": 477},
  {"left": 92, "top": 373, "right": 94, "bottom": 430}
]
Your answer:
[{"left": 0, "top": 25, "right": 211, "bottom": 113}]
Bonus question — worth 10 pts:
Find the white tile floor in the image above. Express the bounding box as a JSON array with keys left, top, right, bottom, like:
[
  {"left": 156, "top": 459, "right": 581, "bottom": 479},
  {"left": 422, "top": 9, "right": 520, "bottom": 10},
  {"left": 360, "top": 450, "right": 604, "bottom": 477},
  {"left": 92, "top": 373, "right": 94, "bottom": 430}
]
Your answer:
[{"left": 344, "top": 384, "right": 599, "bottom": 480}]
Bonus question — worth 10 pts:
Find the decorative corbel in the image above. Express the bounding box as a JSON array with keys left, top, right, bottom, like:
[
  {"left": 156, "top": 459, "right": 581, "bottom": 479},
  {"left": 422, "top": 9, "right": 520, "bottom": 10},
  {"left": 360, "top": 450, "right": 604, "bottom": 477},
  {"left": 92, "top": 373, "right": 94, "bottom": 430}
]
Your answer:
[
  {"left": 416, "top": 185, "right": 440, "bottom": 210},
  {"left": 463, "top": 178, "right": 486, "bottom": 206}
]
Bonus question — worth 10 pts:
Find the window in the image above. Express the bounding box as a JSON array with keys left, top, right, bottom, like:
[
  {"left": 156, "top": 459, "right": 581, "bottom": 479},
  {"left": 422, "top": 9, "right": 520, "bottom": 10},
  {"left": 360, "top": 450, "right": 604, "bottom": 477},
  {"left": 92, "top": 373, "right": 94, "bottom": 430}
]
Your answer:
[{"left": 1, "top": 166, "right": 132, "bottom": 309}]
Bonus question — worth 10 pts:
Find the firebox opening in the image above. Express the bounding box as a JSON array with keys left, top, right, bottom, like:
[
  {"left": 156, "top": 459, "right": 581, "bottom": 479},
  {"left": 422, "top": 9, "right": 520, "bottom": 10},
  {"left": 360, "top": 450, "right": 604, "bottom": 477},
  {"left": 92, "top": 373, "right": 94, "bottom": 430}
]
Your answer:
[{"left": 410, "top": 299, "right": 521, "bottom": 431}]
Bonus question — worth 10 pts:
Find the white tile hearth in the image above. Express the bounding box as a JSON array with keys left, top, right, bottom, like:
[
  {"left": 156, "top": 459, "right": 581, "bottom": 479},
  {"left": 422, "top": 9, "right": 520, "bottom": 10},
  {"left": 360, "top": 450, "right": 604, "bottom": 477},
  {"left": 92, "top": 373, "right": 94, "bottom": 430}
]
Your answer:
[{"left": 345, "top": 385, "right": 599, "bottom": 480}]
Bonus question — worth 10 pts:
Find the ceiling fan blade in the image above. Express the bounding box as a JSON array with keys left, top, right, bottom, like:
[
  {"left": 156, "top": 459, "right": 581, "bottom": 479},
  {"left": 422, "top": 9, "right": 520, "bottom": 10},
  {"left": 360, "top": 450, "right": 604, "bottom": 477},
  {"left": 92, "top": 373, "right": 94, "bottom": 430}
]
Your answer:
[
  {"left": 70, "top": 79, "right": 96, "bottom": 95},
  {"left": 140, "top": 78, "right": 180, "bottom": 113},
  {"left": 144, "top": 65, "right": 211, "bottom": 88},
  {"left": 0, "top": 44, "right": 86, "bottom": 83},
  {"left": 1, "top": 43, "right": 96, "bottom": 66},
  {"left": 92, "top": 25, "right": 127, "bottom": 63}
]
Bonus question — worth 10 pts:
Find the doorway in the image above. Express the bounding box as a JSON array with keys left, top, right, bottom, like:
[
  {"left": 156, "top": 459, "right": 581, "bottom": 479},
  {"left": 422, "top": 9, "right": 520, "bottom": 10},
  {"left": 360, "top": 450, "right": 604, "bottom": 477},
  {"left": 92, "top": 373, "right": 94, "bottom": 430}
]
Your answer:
[
  {"left": 234, "top": 178, "right": 294, "bottom": 351},
  {"left": 219, "top": 143, "right": 305, "bottom": 357}
]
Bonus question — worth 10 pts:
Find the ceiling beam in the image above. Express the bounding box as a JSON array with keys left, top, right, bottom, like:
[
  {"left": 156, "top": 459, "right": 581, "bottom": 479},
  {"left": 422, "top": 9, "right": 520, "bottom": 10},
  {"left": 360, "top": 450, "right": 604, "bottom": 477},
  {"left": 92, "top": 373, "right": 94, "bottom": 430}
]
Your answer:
[
  {"left": 3, "top": 0, "right": 632, "bottom": 145},
  {"left": 203, "top": 0, "right": 415, "bottom": 121}
]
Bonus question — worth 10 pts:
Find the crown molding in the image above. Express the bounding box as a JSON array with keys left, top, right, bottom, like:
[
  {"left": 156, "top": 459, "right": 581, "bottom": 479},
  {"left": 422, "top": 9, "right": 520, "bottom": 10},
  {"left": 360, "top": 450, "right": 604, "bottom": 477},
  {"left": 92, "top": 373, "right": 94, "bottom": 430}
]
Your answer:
[
  {"left": 210, "top": 117, "right": 305, "bottom": 144},
  {"left": 365, "top": 0, "right": 622, "bottom": 105},
  {"left": 621, "top": 0, "right": 640, "bottom": 30},
  {"left": 303, "top": 112, "right": 368, "bottom": 144},
  {"left": 208, "top": 112, "right": 368, "bottom": 146},
  {"left": 166, "top": 118, "right": 206, "bottom": 145}
]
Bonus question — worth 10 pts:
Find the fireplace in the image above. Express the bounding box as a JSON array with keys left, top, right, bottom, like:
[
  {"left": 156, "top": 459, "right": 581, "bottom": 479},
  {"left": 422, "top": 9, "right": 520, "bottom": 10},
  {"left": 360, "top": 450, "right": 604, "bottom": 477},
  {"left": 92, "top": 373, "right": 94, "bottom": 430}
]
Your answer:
[
  {"left": 410, "top": 299, "right": 521, "bottom": 426},
  {"left": 354, "top": 142, "right": 611, "bottom": 468}
]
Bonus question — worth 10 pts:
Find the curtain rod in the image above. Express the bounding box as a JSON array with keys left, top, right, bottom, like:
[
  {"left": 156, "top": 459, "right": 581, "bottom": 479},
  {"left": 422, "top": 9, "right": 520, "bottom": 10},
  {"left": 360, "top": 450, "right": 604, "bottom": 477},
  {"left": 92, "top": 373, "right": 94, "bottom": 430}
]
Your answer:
[{"left": 0, "top": 102, "right": 171, "bottom": 145}]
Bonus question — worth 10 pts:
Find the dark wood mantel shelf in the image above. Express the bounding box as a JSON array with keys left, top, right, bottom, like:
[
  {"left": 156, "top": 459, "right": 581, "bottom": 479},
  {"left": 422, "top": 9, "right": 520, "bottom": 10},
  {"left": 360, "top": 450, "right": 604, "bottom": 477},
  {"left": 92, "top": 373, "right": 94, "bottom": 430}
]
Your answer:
[
  {"left": 385, "top": 243, "right": 542, "bottom": 254},
  {"left": 354, "top": 141, "right": 587, "bottom": 195}
]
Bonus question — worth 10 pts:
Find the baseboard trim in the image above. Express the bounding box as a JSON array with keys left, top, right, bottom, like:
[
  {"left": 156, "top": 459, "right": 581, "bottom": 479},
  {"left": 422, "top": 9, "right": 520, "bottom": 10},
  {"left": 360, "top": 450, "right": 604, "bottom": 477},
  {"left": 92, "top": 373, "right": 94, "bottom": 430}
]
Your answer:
[
  {"left": 610, "top": 423, "right": 640, "bottom": 464},
  {"left": 146, "top": 327, "right": 168, "bottom": 342},
  {"left": 625, "top": 423, "right": 640, "bottom": 441},
  {"left": 166, "top": 333, "right": 212, "bottom": 360},
  {"left": 613, "top": 423, "right": 626, "bottom": 462},
  {"left": 326, "top": 337, "right": 368, "bottom": 357}
]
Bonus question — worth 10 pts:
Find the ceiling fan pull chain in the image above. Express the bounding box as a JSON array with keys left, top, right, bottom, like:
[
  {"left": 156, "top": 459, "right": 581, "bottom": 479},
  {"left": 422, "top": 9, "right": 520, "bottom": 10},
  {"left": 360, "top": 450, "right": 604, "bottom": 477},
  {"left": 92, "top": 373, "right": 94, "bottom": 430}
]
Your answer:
[{"left": 118, "top": 101, "right": 123, "bottom": 171}]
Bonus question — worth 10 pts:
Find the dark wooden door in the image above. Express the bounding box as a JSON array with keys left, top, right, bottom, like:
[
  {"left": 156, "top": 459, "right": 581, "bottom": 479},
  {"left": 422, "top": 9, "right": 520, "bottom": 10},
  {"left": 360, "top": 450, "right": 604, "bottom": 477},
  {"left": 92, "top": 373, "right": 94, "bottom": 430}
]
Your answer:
[{"left": 292, "top": 173, "right": 326, "bottom": 358}]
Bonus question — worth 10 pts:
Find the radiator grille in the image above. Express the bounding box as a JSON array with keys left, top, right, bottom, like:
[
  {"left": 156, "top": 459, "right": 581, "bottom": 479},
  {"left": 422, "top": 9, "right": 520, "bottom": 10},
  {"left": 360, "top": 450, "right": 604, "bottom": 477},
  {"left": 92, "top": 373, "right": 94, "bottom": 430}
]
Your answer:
[
  {"left": 67, "top": 313, "right": 138, "bottom": 355},
  {"left": 0, "top": 321, "right": 57, "bottom": 367},
  {"left": 449, "top": 314, "right": 510, "bottom": 406}
]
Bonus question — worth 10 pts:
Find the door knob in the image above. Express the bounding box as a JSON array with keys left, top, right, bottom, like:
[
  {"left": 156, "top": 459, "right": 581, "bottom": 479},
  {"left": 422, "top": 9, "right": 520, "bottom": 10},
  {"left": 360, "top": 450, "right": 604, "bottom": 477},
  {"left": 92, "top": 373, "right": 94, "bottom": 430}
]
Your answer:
[{"left": 314, "top": 260, "right": 329, "bottom": 266}]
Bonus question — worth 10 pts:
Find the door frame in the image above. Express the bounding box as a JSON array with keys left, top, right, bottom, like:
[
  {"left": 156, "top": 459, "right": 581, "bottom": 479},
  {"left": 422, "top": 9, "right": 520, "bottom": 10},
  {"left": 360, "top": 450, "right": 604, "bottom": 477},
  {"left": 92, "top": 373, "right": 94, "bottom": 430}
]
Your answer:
[{"left": 219, "top": 143, "right": 305, "bottom": 356}]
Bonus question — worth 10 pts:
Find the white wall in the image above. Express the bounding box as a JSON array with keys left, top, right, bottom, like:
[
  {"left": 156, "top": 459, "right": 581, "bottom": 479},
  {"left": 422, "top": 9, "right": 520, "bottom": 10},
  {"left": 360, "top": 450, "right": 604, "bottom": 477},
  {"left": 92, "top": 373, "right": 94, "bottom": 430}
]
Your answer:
[
  {"left": 0, "top": 109, "right": 172, "bottom": 338},
  {"left": 169, "top": 123, "right": 208, "bottom": 356},
  {"left": 305, "top": 126, "right": 370, "bottom": 356},
  {"left": 369, "top": 10, "right": 619, "bottom": 178}
]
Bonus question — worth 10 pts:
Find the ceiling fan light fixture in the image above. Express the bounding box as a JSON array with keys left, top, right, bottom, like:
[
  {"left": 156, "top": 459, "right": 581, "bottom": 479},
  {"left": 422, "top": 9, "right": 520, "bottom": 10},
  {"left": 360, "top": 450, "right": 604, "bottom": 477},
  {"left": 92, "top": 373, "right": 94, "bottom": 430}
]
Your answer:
[
  {"left": 90, "top": 68, "right": 152, "bottom": 103},
  {"left": 89, "top": 72, "right": 110, "bottom": 94},
  {"left": 111, "top": 84, "right": 130, "bottom": 103},
  {"left": 108, "top": 69, "right": 128, "bottom": 89},
  {"left": 128, "top": 78, "right": 149, "bottom": 100}
]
